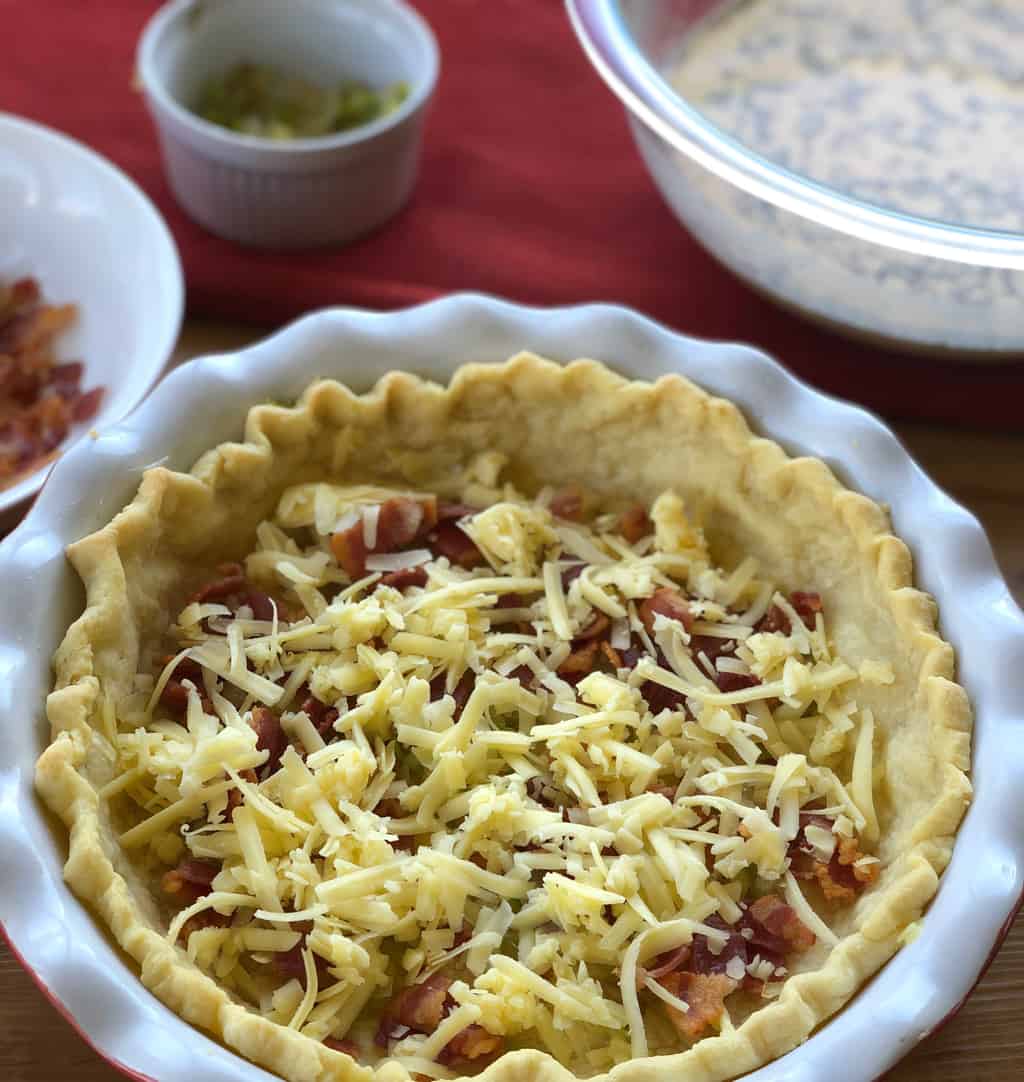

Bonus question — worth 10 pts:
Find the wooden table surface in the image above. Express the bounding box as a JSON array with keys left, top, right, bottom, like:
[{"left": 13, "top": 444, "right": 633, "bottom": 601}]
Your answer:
[{"left": 2, "top": 321, "right": 1022, "bottom": 1081}]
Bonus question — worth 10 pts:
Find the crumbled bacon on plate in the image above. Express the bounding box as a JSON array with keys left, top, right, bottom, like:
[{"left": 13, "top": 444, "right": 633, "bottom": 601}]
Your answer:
[{"left": 0, "top": 278, "right": 103, "bottom": 486}]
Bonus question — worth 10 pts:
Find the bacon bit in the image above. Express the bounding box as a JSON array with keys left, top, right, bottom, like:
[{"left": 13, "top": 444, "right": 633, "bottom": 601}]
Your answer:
[
  {"left": 756, "top": 605, "right": 789, "bottom": 635},
  {"left": 439, "top": 1024, "right": 504, "bottom": 1065},
  {"left": 385, "top": 972, "right": 453, "bottom": 1037},
  {"left": 639, "top": 587, "right": 695, "bottom": 634},
  {"left": 246, "top": 589, "right": 275, "bottom": 621},
  {"left": 330, "top": 522, "right": 367, "bottom": 579},
  {"left": 575, "top": 611, "right": 610, "bottom": 641},
  {"left": 269, "top": 932, "right": 334, "bottom": 988},
  {"left": 747, "top": 895, "right": 815, "bottom": 953},
  {"left": 190, "top": 563, "right": 247, "bottom": 604},
  {"left": 323, "top": 1038, "right": 359, "bottom": 1058},
  {"left": 549, "top": 484, "right": 585, "bottom": 521},
  {"left": 560, "top": 563, "right": 586, "bottom": 591},
  {"left": 648, "top": 784, "right": 677, "bottom": 802},
  {"left": 224, "top": 768, "right": 256, "bottom": 820},
  {"left": 600, "top": 641, "right": 623, "bottom": 669},
  {"left": 332, "top": 496, "right": 437, "bottom": 579},
  {"left": 638, "top": 943, "right": 691, "bottom": 988},
  {"left": 381, "top": 565, "right": 428, "bottom": 591},
  {"left": 437, "top": 501, "right": 479, "bottom": 521},
  {"left": 791, "top": 591, "right": 823, "bottom": 628},
  {"left": 618, "top": 504, "right": 651, "bottom": 543},
  {"left": 557, "top": 640, "right": 601, "bottom": 683},
  {"left": 429, "top": 670, "right": 475, "bottom": 718},
  {"left": 758, "top": 591, "right": 823, "bottom": 634},
  {"left": 249, "top": 706, "right": 286, "bottom": 774},
  {"left": 427, "top": 520, "right": 486, "bottom": 569},
  {"left": 179, "top": 908, "right": 231, "bottom": 939},
  {"left": 299, "top": 693, "right": 339, "bottom": 739},
  {"left": 374, "top": 1018, "right": 412, "bottom": 1047},
  {"left": 509, "top": 665, "right": 535, "bottom": 690},
  {"left": 638, "top": 678, "right": 685, "bottom": 715},
  {"left": 813, "top": 836, "right": 880, "bottom": 904},
  {"left": 378, "top": 495, "right": 437, "bottom": 550},
  {"left": 715, "top": 671, "right": 760, "bottom": 693},
  {"left": 838, "top": 836, "right": 880, "bottom": 886},
  {"left": 689, "top": 915, "right": 748, "bottom": 977},
  {"left": 161, "top": 859, "right": 220, "bottom": 906},
  {"left": 159, "top": 655, "right": 214, "bottom": 716},
  {"left": 451, "top": 923, "right": 473, "bottom": 947},
  {"left": 659, "top": 971, "right": 737, "bottom": 1040}
]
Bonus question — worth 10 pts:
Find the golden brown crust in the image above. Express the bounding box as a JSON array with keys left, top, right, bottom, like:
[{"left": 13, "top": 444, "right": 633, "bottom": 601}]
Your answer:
[{"left": 35, "top": 354, "right": 972, "bottom": 1082}]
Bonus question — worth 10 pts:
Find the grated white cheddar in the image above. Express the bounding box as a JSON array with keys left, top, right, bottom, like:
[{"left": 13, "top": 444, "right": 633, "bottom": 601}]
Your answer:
[{"left": 103, "top": 474, "right": 886, "bottom": 1072}]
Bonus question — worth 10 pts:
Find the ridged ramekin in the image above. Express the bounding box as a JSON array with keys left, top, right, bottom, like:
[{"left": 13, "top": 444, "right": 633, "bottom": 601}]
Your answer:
[
  {"left": 1, "top": 296, "right": 1022, "bottom": 1081},
  {"left": 136, "top": 0, "right": 439, "bottom": 249}
]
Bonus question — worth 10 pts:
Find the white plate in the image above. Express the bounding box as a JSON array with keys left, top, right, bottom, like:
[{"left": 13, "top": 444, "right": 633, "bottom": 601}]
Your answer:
[
  {"left": 1, "top": 295, "right": 1022, "bottom": 1082},
  {"left": 0, "top": 113, "right": 183, "bottom": 517}
]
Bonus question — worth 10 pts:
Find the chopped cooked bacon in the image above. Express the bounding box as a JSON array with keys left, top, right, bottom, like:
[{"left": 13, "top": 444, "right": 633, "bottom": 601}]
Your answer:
[
  {"left": 659, "top": 971, "right": 737, "bottom": 1040},
  {"left": 575, "top": 611, "right": 610, "bottom": 641},
  {"left": 789, "top": 817, "right": 877, "bottom": 904},
  {"left": 179, "top": 907, "right": 231, "bottom": 940},
  {"left": 756, "top": 604, "right": 789, "bottom": 635},
  {"left": 560, "top": 563, "right": 586, "bottom": 590},
  {"left": 323, "top": 1038, "right": 359, "bottom": 1058},
  {"left": 250, "top": 706, "right": 286, "bottom": 774},
  {"left": 549, "top": 484, "right": 585, "bottom": 521},
  {"left": 429, "top": 670, "right": 475, "bottom": 718},
  {"left": 509, "top": 664, "right": 535, "bottom": 690},
  {"left": 246, "top": 589, "right": 275, "bottom": 621},
  {"left": 330, "top": 522, "right": 368, "bottom": 580},
  {"left": 439, "top": 1024, "right": 504, "bottom": 1064},
  {"left": 813, "top": 836, "right": 879, "bottom": 903},
  {"left": 161, "top": 858, "right": 220, "bottom": 905},
  {"left": 299, "top": 694, "right": 339, "bottom": 739},
  {"left": 332, "top": 496, "right": 438, "bottom": 578},
  {"left": 639, "top": 943, "right": 691, "bottom": 987},
  {"left": 436, "top": 500, "right": 478, "bottom": 521},
  {"left": 757, "top": 591, "right": 824, "bottom": 635},
  {"left": 791, "top": 591, "right": 823, "bottom": 628},
  {"left": 0, "top": 281, "right": 102, "bottom": 484},
  {"left": 600, "top": 641, "right": 622, "bottom": 669},
  {"left": 639, "top": 587, "right": 695, "bottom": 634},
  {"left": 188, "top": 565, "right": 279, "bottom": 625},
  {"left": 689, "top": 914, "right": 748, "bottom": 977},
  {"left": 619, "top": 504, "right": 651, "bottom": 543},
  {"left": 557, "top": 640, "right": 601, "bottom": 683},
  {"left": 272, "top": 942, "right": 331, "bottom": 988},
  {"left": 647, "top": 784, "right": 677, "bottom": 802},
  {"left": 378, "top": 495, "right": 437, "bottom": 550},
  {"left": 746, "top": 895, "right": 815, "bottom": 953},
  {"left": 191, "top": 563, "right": 247, "bottom": 603},
  {"left": 381, "top": 565, "right": 428, "bottom": 590},
  {"left": 158, "top": 656, "right": 213, "bottom": 715},
  {"left": 715, "top": 671, "right": 760, "bottom": 693},
  {"left": 427, "top": 520, "right": 487, "bottom": 569},
  {"left": 378, "top": 972, "right": 453, "bottom": 1044},
  {"left": 224, "top": 769, "right": 256, "bottom": 820}
]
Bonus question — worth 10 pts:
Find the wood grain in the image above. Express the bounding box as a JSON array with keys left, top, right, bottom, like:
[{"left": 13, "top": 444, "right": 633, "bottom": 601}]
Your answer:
[{"left": 3, "top": 321, "right": 1021, "bottom": 1082}]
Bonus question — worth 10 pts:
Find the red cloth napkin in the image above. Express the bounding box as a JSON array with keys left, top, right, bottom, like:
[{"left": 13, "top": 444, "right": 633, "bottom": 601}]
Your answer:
[{"left": 4, "top": 0, "right": 1023, "bottom": 429}]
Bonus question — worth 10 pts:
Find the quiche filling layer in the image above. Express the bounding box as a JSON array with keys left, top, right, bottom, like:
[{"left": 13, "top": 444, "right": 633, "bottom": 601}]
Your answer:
[{"left": 107, "top": 461, "right": 886, "bottom": 1077}]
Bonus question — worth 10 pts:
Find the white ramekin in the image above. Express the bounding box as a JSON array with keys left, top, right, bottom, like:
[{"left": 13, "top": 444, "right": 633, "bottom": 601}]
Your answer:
[
  {"left": 136, "top": 0, "right": 439, "bottom": 249},
  {"left": 2, "top": 296, "right": 1022, "bottom": 1082}
]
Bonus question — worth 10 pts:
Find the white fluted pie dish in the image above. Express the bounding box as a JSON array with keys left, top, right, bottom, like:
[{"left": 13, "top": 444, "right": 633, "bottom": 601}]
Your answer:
[{"left": 1, "top": 295, "right": 1021, "bottom": 1082}]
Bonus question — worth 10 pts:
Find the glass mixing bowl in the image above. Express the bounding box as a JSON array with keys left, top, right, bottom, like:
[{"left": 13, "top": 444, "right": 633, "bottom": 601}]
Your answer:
[{"left": 567, "top": 0, "right": 1024, "bottom": 359}]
